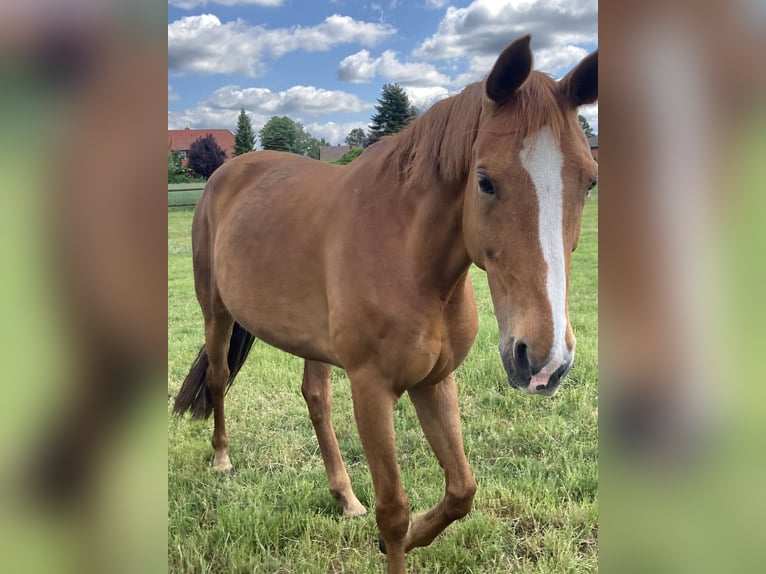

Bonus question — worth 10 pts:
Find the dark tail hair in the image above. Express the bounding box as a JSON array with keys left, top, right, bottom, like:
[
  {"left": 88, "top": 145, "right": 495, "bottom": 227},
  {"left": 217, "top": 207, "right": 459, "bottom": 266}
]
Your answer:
[{"left": 173, "top": 322, "right": 256, "bottom": 420}]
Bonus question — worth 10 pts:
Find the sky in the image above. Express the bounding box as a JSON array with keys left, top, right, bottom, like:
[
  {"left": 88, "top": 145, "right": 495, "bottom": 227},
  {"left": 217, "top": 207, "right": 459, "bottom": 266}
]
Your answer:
[{"left": 168, "top": 0, "right": 598, "bottom": 146}]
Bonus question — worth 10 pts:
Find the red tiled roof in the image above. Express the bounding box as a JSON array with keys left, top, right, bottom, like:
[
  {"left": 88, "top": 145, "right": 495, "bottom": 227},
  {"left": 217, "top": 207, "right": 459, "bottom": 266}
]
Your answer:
[{"left": 168, "top": 128, "right": 236, "bottom": 160}]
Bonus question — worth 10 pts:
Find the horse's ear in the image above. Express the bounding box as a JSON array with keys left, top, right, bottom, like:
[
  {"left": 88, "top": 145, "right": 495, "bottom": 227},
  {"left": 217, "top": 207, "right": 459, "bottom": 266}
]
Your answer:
[
  {"left": 560, "top": 50, "right": 598, "bottom": 107},
  {"left": 485, "top": 35, "right": 533, "bottom": 104}
]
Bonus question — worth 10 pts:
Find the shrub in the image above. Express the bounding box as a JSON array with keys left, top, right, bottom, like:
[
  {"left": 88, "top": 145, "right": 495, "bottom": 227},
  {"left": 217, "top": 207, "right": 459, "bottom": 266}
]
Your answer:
[{"left": 330, "top": 147, "right": 363, "bottom": 165}]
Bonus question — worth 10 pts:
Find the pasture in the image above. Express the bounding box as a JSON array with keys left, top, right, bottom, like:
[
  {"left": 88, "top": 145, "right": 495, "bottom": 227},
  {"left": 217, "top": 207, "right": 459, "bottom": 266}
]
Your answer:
[
  {"left": 168, "top": 189, "right": 598, "bottom": 573},
  {"left": 169, "top": 183, "right": 205, "bottom": 208}
]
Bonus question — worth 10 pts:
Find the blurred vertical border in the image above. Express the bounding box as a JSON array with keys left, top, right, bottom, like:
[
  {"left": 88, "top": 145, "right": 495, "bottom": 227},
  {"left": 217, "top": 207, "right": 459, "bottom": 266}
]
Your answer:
[
  {"left": 600, "top": 0, "right": 766, "bottom": 571},
  {"left": 0, "top": 1, "right": 167, "bottom": 573},
  {"left": 3, "top": 0, "right": 765, "bottom": 572}
]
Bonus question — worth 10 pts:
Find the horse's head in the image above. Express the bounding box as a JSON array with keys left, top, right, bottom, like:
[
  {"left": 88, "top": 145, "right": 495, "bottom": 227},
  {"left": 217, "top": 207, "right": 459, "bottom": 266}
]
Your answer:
[{"left": 463, "top": 36, "right": 598, "bottom": 396}]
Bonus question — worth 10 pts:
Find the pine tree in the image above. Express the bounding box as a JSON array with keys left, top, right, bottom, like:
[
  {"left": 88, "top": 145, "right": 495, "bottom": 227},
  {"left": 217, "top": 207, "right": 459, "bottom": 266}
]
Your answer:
[
  {"left": 578, "top": 114, "right": 595, "bottom": 137},
  {"left": 368, "top": 84, "right": 417, "bottom": 142},
  {"left": 234, "top": 108, "right": 255, "bottom": 156}
]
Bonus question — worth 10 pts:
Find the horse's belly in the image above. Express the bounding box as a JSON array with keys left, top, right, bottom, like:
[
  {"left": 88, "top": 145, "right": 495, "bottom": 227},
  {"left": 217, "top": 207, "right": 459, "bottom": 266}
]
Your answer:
[
  {"left": 223, "top": 289, "right": 338, "bottom": 364},
  {"left": 214, "top": 245, "right": 337, "bottom": 364}
]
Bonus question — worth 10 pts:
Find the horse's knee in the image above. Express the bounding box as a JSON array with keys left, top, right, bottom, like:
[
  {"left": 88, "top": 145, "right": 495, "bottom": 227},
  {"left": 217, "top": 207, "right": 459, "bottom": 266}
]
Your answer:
[
  {"left": 375, "top": 493, "right": 410, "bottom": 542},
  {"left": 445, "top": 478, "right": 476, "bottom": 521}
]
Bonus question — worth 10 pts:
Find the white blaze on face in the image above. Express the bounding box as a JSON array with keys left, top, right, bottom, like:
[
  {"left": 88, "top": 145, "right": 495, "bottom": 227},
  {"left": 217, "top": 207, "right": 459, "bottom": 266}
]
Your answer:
[{"left": 520, "top": 126, "right": 570, "bottom": 390}]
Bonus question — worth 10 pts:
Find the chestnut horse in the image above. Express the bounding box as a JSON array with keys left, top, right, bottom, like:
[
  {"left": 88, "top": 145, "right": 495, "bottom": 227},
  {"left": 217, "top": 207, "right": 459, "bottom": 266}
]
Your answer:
[{"left": 174, "top": 35, "right": 598, "bottom": 573}]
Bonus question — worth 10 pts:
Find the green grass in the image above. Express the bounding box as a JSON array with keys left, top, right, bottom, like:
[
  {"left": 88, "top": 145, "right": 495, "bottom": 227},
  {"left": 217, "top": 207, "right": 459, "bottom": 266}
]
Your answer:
[
  {"left": 168, "top": 183, "right": 205, "bottom": 208},
  {"left": 168, "top": 190, "right": 598, "bottom": 573}
]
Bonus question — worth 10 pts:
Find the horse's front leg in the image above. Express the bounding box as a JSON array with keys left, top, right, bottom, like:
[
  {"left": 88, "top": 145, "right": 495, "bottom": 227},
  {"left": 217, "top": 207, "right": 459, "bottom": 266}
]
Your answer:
[
  {"left": 348, "top": 368, "right": 409, "bottom": 574},
  {"left": 301, "top": 360, "right": 366, "bottom": 516},
  {"left": 404, "top": 373, "right": 476, "bottom": 551}
]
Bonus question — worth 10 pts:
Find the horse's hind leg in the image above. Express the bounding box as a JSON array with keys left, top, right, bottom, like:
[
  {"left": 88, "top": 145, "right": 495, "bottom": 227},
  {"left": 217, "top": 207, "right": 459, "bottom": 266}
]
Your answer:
[
  {"left": 301, "top": 360, "right": 367, "bottom": 516},
  {"left": 203, "top": 301, "right": 235, "bottom": 472},
  {"left": 403, "top": 373, "right": 476, "bottom": 551}
]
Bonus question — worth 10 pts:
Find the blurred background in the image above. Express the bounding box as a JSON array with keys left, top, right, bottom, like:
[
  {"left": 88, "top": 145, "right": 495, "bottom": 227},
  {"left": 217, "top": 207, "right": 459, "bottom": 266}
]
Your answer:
[
  {"left": 600, "top": 0, "right": 766, "bottom": 572},
  {"left": 0, "top": 1, "right": 166, "bottom": 573},
  {"left": 0, "top": 0, "right": 764, "bottom": 572}
]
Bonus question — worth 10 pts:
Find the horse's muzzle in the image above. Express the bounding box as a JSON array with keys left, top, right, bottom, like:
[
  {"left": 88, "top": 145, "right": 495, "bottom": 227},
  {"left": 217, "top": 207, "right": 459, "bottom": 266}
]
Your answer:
[{"left": 500, "top": 338, "right": 573, "bottom": 396}]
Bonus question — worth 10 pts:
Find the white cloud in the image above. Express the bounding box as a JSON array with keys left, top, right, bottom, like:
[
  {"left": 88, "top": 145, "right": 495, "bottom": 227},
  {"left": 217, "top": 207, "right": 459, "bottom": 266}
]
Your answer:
[
  {"left": 208, "top": 85, "right": 371, "bottom": 116},
  {"left": 536, "top": 45, "right": 589, "bottom": 77},
  {"left": 414, "top": 0, "right": 597, "bottom": 71},
  {"left": 426, "top": 0, "right": 449, "bottom": 7},
  {"left": 168, "top": 83, "right": 375, "bottom": 145},
  {"left": 168, "top": 107, "right": 254, "bottom": 132},
  {"left": 168, "top": 14, "right": 396, "bottom": 77},
  {"left": 337, "top": 50, "right": 450, "bottom": 86},
  {"left": 169, "top": 0, "right": 283, "bottom": 9},
  {"left": 450, "top": 54, "right": 497, "bottom": 86},
  {"left": 168, "top": 106, "right": 368, "bottom": 146},
  {"left": 579, "top": 103, "right": 598, "bottom": 134},
  {"left": 304, "top": 121, "right": 369, "bottom": 145},
  {"left": 168, "top": 84, "right": 180, "bottom": 102},
  {"left": 403, "top": 86, "right": 452, "bottom": 112}
]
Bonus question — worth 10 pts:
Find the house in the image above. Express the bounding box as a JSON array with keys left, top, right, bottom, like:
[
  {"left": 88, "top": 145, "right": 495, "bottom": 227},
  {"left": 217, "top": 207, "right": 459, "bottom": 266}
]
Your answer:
[
  {"left": 168, "top": 127, "right": 236, "bottom": 166},
  {"left": 319, "top": 144, "right": 351, "bottom": 162},
  {"left": 588, "top": 134, "right": 598, "bottom": 162}
]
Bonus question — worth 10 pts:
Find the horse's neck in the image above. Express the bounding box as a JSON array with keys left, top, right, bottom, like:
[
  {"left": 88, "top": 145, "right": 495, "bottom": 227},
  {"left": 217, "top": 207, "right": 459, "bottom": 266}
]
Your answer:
[
  {"left": 349, "top": 86, "right": 482, "bottom": 297},
  {"left": 406, "top": 179, "right": 473, "bottom": 300}
]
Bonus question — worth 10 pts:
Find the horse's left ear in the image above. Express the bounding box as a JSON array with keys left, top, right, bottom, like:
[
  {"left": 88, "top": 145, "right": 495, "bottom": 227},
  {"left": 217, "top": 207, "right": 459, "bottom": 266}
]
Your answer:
[
  {"left": 560, "top": 50, "right": 598, "bottom": 107},
  {"left": 485, "top": 35, "right": 533, "bottom": 105}
]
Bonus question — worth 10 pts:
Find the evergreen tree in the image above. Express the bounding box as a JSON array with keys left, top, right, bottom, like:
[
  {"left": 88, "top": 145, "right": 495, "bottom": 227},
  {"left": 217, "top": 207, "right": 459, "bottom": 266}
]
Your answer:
[
  {"left": 578, "top": 114, "right": 595, "bottom": 137},
  {"left": 187, "top": 134, "right": 227, "bottom": 179},
  {"left": 368, "top": 83, "right": 417, "bottom": 142},
  {"left": 234, "top": 108, "right": 255, "bottom": 155}
]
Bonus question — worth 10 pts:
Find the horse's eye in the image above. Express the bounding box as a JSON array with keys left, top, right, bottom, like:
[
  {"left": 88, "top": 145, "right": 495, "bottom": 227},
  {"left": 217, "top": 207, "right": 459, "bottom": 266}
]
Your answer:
[
  {"left": 478, "top": 173, "right": 496, "bottom": 196},
  {"left": 586, "top": 177, "right": 597, "bottom": 198}
]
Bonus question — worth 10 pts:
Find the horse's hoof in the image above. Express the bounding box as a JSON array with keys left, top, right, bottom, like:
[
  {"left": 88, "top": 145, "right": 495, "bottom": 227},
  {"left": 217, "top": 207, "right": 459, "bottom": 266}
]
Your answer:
[
  {"left": 213, "top": 465, "right": 236, "bottom": 477},
  {"left": 344, "top": 508, "right": 368, "bottom": 518},
  {"left": 378, "top": 536, "right": 386, "bottom": 554},
  {"left": 342, "top": 502, "right": 368, "bottom": 518}
]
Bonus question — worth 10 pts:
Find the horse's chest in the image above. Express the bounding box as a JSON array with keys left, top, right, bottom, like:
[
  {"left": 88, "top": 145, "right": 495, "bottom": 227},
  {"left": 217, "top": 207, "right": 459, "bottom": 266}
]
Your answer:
[{"left": 401, "top": 304, "right": 479, "bottom": 388}]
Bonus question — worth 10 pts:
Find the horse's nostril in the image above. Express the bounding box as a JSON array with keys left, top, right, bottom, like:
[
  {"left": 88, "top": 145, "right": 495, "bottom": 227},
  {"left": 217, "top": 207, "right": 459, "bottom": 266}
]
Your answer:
[
  {"left": 514, "top": 341, "right": 527, "bottom": 365},
  {"left": 513, "top": 341, "right": 531, "bottom": 380}
]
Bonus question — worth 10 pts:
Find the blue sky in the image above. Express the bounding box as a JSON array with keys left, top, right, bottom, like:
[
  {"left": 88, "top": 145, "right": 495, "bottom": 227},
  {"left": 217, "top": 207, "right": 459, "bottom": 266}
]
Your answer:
[{"left": 168, "top": 0, "right": 598, "bottom": 145}]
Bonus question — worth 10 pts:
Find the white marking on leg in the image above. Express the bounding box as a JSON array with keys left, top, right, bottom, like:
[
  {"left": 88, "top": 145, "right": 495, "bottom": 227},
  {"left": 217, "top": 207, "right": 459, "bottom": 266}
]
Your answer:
[{"left": 520, "top": 126, "right": 568, "bottom": 389}]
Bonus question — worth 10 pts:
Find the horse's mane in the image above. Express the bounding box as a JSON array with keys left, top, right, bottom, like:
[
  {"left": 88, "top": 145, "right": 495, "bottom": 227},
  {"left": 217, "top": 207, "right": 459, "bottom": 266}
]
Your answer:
[{"left": 368, "top": 72, "right": 568, "bottom": 188}]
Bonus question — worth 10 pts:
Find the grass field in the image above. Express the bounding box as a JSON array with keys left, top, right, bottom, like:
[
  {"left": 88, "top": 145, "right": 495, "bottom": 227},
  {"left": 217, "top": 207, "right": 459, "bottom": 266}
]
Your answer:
[
  {"left": 169, "top": 183, "right": 205, "bottom": 208},
  {"left": 168, "top": 190, "right": 598, "bottom": 573}
]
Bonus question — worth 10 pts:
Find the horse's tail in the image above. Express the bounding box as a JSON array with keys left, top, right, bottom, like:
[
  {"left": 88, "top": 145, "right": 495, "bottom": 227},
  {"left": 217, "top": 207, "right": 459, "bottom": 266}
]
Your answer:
[{"left": 173, "top": 322, "right": 256, "bottom": 420}]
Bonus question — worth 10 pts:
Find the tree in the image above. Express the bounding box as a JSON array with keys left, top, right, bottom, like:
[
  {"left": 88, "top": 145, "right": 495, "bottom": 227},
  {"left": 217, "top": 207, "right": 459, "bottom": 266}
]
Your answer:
[
  {"left": 578, "top": 114, "right": 595, "bottom": 137},
  {"left": 234, "top": 108, "right": 255, "bottom": 156},
  {"left": 294, "top": 122, "right": 323, "bottom": 159},
  {"left": 187, "top": 133, "right": 227, "bottom": 179},
  {"left": 259, "top": 116, "right": 324, "bottom": 159},
  {"left": 259, "top": 116, "right": 298, "bottom": 152},
  {"left": 168, "top": 151, "right": 187, "bottom": 183},
  {"left": 330, "top": 147, "right": 363, "bottom": 165},
  {"left": 368, "top": 83, "right": 418, "bottom": 143},
  {"left": 345, "top": 128, "right": 366, "bottom": 148}
]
